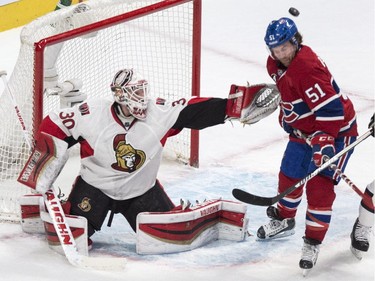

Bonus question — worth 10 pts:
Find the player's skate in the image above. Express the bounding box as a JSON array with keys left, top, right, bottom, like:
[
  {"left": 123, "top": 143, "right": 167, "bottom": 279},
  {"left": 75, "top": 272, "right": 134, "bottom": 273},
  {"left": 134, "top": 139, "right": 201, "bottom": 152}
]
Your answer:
[
  {"left": 257, "top": 206, "right": 295, "bottom": 240},
  {"left": 350, "top": 218, "right": 373, "bottom": 260},
  {"left": 299, "top": 237, "right": 320, "bottom": 277}
]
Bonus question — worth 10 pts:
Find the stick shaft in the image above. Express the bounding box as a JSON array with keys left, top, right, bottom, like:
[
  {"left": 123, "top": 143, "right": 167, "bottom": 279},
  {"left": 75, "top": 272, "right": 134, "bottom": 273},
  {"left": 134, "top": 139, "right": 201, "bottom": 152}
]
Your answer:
[{"left": 0, "top": 72, "right": 33, "bottom": 150}]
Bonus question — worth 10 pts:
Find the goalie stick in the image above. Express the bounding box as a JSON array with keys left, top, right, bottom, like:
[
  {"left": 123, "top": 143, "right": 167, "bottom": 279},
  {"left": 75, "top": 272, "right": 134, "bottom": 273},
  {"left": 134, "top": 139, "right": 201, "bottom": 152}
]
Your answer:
[
  {"left": 0, "top": 70, "right": 33, "bottom": 150},
  {"left": 232, "top": 129, "right": 372, "bottom": 206},
  {"left": 44, "top": 189, "right": 126, "bottom": 270},
  {"left": 1, "top": 70, "right": 126, "bottom": 270}
]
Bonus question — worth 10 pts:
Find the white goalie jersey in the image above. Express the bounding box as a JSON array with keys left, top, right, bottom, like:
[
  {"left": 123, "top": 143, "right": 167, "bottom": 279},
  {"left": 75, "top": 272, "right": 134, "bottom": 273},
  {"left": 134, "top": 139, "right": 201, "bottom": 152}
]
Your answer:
[
  {"left": 18, "top": 96, "right": 230, "bottom": 199},
  {"left": 43, "top": 97, "right": 190, "bottom": 199}
]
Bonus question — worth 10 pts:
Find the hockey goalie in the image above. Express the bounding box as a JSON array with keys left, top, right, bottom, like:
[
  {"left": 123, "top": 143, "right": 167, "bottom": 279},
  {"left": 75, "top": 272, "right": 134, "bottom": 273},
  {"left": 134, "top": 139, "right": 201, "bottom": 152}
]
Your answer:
[{"left": 17, "top": 66, "right": 280, "bottom": 261}]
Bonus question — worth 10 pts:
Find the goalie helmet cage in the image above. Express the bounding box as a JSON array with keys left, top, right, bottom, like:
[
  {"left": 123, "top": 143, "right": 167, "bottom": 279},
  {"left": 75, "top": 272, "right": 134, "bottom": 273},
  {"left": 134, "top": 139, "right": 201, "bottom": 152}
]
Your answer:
[{"left": 0, "top": 0, "right": 201, "bottom": 222}]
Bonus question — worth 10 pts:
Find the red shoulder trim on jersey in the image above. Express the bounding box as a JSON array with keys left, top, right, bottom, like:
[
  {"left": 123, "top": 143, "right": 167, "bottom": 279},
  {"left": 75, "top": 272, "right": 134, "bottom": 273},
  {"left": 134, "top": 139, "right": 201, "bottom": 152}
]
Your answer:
[
  {"left": 188, "top": 97, "right": 211, "bottom": 105},
  {"left": 160, "top": 128, "right": 181, "bottom": 146},
  {"left": 39, "top": 116, "right": 69, "bottom": 140},
  {"left": 80, "top": 139, "right": 94, "bottom": 159}
]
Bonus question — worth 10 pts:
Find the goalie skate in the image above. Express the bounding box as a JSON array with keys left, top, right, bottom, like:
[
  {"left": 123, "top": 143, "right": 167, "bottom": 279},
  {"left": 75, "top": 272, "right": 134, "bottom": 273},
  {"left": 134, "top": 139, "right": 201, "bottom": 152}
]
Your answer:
[{"left": 257, "top": 206, "right": 295, "bottom": 240}]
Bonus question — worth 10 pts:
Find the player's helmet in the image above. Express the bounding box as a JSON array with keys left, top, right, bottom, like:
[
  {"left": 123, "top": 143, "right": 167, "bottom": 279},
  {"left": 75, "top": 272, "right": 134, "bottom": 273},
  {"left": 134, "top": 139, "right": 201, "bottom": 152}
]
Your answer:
[
  {"left": 111, "top": 69, "right": 149, "bottom": 120},
  {"left": 264, "top": 17, "right": 298, "bottom": 49}
]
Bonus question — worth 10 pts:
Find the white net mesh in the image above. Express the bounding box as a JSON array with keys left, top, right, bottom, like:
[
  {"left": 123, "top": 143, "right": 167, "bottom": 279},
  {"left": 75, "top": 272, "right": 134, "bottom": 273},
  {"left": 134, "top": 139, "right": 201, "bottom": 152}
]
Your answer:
[{"left": 0, "top": 0, "right": 200, "bottom": 222}]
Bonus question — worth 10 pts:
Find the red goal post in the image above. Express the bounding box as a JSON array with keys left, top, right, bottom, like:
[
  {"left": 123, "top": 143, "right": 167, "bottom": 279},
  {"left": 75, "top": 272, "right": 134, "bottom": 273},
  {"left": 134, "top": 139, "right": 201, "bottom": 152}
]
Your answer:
[{"left": 0, "top": 0, "right": 201, "bottom": 222}]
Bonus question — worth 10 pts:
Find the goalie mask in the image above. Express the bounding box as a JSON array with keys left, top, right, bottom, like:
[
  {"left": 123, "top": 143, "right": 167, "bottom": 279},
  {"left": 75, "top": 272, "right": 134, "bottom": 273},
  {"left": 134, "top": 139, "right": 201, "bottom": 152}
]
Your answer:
[{"left": 111, "top": 69, "right": 149, "bottom": 120}]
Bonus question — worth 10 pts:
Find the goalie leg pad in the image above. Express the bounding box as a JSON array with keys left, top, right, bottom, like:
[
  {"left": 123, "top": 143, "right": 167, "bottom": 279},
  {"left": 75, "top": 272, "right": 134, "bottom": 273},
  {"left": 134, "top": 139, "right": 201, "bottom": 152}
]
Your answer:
[
  {"left": 19, "top": 194, "right": 45, "bottom": 234},
  {"left": 40, "top": 208, "right": 89, "bottom": 257},
  {"left": 136, "top": 199, "right": 248, "bottom": 254}
]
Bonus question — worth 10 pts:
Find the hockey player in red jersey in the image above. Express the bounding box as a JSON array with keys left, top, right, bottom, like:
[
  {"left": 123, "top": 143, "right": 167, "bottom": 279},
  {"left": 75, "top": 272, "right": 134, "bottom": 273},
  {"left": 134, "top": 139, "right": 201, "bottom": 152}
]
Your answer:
[
  {"left": 18, "top": 68, "right": 280, "bottom": 248},
  {"left": 256, "top": 17, "right": 358, "bottom": 275}
]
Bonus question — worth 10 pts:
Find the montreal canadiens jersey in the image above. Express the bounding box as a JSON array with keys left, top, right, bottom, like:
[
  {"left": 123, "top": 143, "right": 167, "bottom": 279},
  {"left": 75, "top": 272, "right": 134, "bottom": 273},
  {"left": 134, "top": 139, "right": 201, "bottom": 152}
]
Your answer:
[
  {"left": 267, "top": 45, "right": 357, "bottom": 138},
  {"left": 39, "top": 97, "right": 226, "bottom": 200}
]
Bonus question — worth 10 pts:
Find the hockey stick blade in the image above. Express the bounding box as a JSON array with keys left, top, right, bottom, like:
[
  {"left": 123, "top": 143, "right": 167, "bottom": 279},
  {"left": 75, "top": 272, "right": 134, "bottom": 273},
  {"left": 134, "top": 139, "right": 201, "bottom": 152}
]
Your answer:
[
  {"left": 233, "top": 129, "right": 372, "bottom": 206},
  {"left": 232, "top": 188, "right": 276, "bottom": 206}
]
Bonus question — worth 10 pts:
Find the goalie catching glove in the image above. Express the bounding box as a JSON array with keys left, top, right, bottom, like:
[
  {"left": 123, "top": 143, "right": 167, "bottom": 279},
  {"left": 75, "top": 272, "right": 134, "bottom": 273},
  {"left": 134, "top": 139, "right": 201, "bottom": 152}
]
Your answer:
[{"left": 226, "top": 83, "right": 280, "bottom": 124}]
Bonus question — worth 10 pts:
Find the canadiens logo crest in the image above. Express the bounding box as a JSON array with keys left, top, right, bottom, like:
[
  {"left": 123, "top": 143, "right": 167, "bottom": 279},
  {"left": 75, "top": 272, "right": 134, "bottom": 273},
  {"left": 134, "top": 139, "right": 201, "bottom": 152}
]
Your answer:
[
  {"left": 78, "top": 197, "right": 92, "bottom": 212},
  {"left": 280, "top": 101, "right": 299, "bottom": 123},
  {"left": 111, "top": 134, "right": 146, "bottom": 173}
]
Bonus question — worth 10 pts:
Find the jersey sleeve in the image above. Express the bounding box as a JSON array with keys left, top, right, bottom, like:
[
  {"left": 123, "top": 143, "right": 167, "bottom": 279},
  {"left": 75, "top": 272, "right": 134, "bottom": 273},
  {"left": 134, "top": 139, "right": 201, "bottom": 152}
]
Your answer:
[
  {"left": 38, "top": 103, "right": 86, "bottom": 148},
  {"left": 172, "top": 97, "right": 227, "bottom": 130}
]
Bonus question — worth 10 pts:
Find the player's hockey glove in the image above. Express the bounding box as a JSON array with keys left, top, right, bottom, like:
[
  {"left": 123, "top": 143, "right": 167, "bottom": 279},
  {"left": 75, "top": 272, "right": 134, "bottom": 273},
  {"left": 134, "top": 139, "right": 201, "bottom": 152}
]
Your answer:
[
  {"left": 310, "top": 132, "right": 335, "bottom": 167},
  {"left": 368, "top": 113, "right": 374, "bottom": 137},
  {"left": 226, "top": 83, "right": 280, "bottom": 124}
]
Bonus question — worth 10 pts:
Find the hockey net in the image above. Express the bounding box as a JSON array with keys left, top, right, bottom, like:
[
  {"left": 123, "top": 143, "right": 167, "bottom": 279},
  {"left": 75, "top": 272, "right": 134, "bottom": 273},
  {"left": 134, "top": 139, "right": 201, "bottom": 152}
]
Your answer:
[{"left": 0, "top": 0, "right": 201, "bottom": 222}]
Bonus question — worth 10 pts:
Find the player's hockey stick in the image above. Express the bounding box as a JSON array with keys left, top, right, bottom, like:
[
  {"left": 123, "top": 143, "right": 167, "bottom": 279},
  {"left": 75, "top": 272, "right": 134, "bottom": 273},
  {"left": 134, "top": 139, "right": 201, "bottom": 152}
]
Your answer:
[
  {"left": 333, "top": 166, "right": 373, "bottom": 207},
  {"left": 232, "top": 129, "right": 372, "bottom": 206},
  {"left": 1, "top": 70, "right": 126, "bottom": 270}
]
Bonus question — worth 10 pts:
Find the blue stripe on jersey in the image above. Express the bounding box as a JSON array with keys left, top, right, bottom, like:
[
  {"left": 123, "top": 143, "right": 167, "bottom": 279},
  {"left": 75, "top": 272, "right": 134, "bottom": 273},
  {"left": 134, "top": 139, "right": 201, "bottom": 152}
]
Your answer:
[
  {"left": 332, "top": 79, "right": 340, "bottom": 94},
  {"left": 314, "top": 97, "right": 344, "bottom": 119},
  {"left": 291, "top": 101, "right": 311, "bottom": 118}
]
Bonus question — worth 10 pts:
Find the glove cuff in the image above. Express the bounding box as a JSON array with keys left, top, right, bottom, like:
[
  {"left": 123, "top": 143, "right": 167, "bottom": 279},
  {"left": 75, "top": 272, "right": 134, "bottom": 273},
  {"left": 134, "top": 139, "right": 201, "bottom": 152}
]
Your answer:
[{"left": 310, "top": 132, "right": 334, "bottom": 146}]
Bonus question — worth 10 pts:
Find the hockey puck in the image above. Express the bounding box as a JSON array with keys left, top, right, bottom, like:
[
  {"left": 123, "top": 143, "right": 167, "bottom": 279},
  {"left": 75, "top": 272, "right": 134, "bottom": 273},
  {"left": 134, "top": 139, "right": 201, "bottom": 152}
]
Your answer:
[{"left": 288, "top": 7, "right": 300, "bottom": 17}]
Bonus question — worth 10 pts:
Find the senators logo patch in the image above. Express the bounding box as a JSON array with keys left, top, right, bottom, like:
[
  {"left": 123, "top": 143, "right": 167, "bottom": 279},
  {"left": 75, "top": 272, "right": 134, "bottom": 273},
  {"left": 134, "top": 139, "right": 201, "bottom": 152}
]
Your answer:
[
  {"left": 111, "top": 134, "right": 146, "bottom": 173},
  {"left": 78, "top": 197, "right": 91, "bottom": 212}
]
